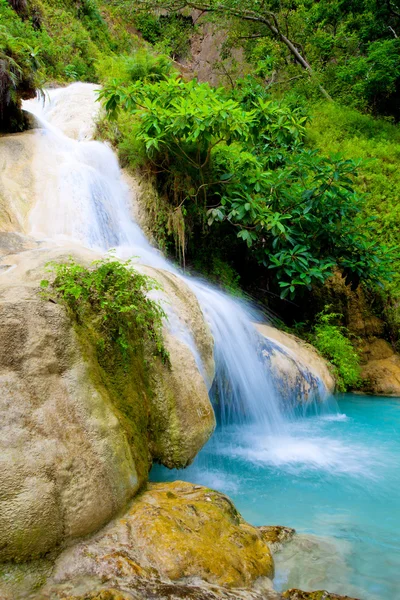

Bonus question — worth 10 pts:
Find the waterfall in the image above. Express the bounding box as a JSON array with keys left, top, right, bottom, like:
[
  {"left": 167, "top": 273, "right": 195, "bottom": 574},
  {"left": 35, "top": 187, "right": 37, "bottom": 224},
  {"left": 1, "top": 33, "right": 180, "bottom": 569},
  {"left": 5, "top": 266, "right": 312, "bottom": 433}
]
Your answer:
[{"left": 22, "top": 83, "right": 325, "bottom": 434}]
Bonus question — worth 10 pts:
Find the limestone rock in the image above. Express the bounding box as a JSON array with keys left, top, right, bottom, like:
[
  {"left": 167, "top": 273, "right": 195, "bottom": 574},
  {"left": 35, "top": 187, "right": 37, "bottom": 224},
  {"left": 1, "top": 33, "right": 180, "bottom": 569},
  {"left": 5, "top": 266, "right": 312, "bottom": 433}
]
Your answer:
[
  {"left": 0, "top": 131, "right": 38, "bottom": 233},
  {"left": 256, "top": 325, "right": 335, "bottom": 402},
  {"left": 149, "top": 330, "right": 215, "bottom": 468},
  {"left": 59, "top": 583, "right": 281, "bottom": 600},
  {"left": 0, "top": 83, "right": 101, "bottom": 236},
  {"left": 136, "top": 265, "right": 215, "bottom": 468},
  {"left": 138, "top": 265, "right": 215, "bottom": 388},
  {"left": 360, "top": 339, "right": 400, "bottom": 396},
  {"left": 0, "top": 245, "right": 141, "bottom": 562},
  {"left": 0, "top": 242, "right": 215, "bottom": 561},
  {"left": 311, "top": 272, "right": 400, "bottom": 395},
  {"left": 314, "top": 272, "right": 385, "bottom": 339},
  {"left": 40, "top": 482, "right": 275, "bottom": 599}
]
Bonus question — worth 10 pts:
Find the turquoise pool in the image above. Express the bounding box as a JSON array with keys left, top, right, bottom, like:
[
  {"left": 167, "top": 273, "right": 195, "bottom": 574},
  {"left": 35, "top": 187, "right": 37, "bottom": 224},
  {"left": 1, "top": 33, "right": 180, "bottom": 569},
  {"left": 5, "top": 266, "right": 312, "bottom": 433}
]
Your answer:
[{"left": 151, "top": 395, "right": 400, "bottom": 600}]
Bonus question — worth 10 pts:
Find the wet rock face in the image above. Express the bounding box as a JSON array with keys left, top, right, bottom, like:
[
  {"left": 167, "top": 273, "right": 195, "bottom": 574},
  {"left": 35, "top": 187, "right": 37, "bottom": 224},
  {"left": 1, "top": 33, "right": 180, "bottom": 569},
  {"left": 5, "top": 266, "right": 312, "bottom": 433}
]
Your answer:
[
  {"left": 256, "top": 325, "right": 335, "bottom": 403},
  {"left": 136, "top": 265, "right": 216, "bottom": 469},
  {"left": 60, "top": 582, "right": 281, "bottom": 600},
  {"left": 38, "top": 482, "right": 276, "bottom": 599},
  {"left": 258, "top": 526, "right": 296, "bottom": 553}
]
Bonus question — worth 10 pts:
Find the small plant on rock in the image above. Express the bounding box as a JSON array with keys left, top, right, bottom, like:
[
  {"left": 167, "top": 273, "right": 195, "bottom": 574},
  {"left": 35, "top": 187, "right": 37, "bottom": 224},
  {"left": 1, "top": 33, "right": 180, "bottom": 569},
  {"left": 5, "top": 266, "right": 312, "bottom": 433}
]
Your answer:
[
  {"left": 312, "top": 309, "right": 360, "bottom": 392},
  {"left": 41, "top": 255, "right": 169, "bottom": 367}
]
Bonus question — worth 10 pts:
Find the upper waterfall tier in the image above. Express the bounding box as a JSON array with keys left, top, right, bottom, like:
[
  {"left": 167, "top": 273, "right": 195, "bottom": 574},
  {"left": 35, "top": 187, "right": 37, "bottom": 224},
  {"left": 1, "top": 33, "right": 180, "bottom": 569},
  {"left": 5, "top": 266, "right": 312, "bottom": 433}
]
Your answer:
[{"left": 1, "top": 84, "right": 335, "bottom": 428}]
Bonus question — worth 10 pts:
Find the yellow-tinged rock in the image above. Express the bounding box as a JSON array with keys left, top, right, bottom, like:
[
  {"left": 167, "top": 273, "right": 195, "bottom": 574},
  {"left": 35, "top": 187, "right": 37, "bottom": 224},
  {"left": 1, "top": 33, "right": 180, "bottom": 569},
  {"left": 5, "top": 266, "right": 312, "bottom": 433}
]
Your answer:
[
  {"left": 42, "top": 482, "right": 274, "bottom": 597},
  {"left": 122, "top": 481, "right": 274, "bottom": 587},
  {"left": 258, "top": 526, "right": 296, "bottom": 552}
]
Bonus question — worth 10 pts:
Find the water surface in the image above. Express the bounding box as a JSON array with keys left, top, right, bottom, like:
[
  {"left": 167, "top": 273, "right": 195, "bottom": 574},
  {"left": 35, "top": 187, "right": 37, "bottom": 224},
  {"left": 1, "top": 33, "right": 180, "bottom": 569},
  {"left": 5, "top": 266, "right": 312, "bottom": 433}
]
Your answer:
[{"left": 152, "top": 395, "right": 400, "bottom": 600}]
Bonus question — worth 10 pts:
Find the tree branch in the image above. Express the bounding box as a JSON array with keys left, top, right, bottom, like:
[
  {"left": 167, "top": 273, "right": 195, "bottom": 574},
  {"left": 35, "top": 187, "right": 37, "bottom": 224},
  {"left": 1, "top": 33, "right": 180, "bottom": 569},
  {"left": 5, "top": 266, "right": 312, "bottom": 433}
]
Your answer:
[{"left": 138, "top": 0, "right": 333, "bottom": 101}]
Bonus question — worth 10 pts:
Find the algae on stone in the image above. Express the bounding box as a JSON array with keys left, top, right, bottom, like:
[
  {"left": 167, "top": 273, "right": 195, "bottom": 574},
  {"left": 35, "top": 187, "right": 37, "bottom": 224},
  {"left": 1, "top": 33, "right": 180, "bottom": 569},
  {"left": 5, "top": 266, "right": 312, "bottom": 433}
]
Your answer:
[
  {"left": 258, "top": 526, "right": 296, "bottom": 553},
  {"left": 40, "top": 481, "right": 275, "bottom": 598}
]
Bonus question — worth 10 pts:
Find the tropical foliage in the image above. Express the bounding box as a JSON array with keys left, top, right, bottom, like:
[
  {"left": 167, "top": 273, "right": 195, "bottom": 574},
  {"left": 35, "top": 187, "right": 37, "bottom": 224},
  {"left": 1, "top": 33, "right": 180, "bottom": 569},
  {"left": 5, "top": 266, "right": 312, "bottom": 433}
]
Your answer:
[
  {"left": 135, "top": 0, "right": 400, "bottom": 117},
  {"left": 312, "top": 310, "right": 361, "bottom": 392},
  {"left": 100, "top": 73, "right": 393, "bottom": 298}
]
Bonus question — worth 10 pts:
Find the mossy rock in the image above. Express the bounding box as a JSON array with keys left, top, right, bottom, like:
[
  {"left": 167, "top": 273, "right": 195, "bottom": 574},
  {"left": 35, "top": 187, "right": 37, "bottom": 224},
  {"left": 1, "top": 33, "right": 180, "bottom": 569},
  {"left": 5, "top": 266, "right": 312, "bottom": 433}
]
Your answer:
[
  {"left": 43, "top": 482, "right": 275, "bottom": 595},
  {"left": 124, "top": 481, "right": 275, "bottom": 587}
]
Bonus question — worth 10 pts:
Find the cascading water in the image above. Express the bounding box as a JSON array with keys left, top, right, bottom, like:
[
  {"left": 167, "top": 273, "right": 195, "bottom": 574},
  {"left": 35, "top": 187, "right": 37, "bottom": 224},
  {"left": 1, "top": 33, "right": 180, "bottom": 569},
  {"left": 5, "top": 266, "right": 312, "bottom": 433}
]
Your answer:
[{"left": 23, "top": 83, "right": 295, "bottom": 435}]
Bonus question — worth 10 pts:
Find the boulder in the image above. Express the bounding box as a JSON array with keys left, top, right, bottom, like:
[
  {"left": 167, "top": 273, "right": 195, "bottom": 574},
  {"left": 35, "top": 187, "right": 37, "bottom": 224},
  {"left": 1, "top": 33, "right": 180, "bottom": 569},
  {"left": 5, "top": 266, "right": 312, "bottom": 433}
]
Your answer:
[
  {"left": 258, "top": 526, "right": 296, "bottom": 553},
  {"left": 37, "top": 482, "right": 276, "bottom": 600},
  {"left": 131, "top": 264, "right": 215, "bottom": 468},
  {"left": 0, "top": 244, "right": 142, "bottom": 562},
  {"left": 311, "top": 272, "right": 400, "bottom": 395},
  {"left": 0, "top": 242, "right": 215, "bottom": 561},
  {"left": 256, "top": 325, "right": 335, "bottom": 402},
  {"left": 355, "top": 336, "right": 400, "bottom": 395},
  {"left": 360, "top": 349, "right": 400, "bottom": 396}
]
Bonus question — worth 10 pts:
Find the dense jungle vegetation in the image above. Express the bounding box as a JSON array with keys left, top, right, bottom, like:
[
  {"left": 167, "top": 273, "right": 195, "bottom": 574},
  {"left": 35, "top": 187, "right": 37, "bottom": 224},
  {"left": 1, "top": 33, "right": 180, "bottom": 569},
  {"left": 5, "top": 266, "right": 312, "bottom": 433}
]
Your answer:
[{"left": 1, "top": 0, "right": 400, "bottom": 388}]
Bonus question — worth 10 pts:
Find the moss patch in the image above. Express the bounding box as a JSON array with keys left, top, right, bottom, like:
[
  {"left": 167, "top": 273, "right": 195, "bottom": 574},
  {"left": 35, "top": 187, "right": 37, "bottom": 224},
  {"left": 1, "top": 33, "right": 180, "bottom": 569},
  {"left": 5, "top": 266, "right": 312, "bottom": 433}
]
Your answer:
[{"left": 42, "top": 256, "right": 170, "bottom": 484}]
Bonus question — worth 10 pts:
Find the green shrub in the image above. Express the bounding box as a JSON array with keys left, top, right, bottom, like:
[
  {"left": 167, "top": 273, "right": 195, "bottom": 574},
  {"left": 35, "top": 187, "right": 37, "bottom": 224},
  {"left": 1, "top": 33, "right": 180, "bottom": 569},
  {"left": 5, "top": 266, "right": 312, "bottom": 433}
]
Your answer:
[
  {"left": 41, "top": 256, "right": 169, "bottom": 366},
  {"left": 96, "top": 49, "right": 174, "bottom": 86},
  {"left": 133, "top": 12, "right": 161, "bottom": 44},
  {"left": 100, "top": 75, "right": 393, "bottom": 299},
  {"left": 312, "top": 310, "right": 361, "bottom": 392},
  {"left": 133, "top": 12, "right": 193, "bottom": 59}
]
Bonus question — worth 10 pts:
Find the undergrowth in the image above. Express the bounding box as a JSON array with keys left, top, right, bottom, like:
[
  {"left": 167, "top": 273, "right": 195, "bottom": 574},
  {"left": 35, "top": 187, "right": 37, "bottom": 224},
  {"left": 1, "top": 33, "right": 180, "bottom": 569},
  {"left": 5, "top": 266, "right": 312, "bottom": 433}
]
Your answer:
[
  {"left": 311, "top": 310, "right": 361, "bottom": 392},
  {"left": 41, "top": 256, "right": 169, "bottom": 367}
]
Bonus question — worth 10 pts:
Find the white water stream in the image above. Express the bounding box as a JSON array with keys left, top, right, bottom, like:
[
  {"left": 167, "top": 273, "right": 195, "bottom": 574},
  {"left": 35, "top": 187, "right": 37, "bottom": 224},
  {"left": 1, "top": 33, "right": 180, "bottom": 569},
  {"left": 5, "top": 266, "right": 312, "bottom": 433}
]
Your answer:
[{"left": 23, "top": 83, "right": 290, "bottom": 434}]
